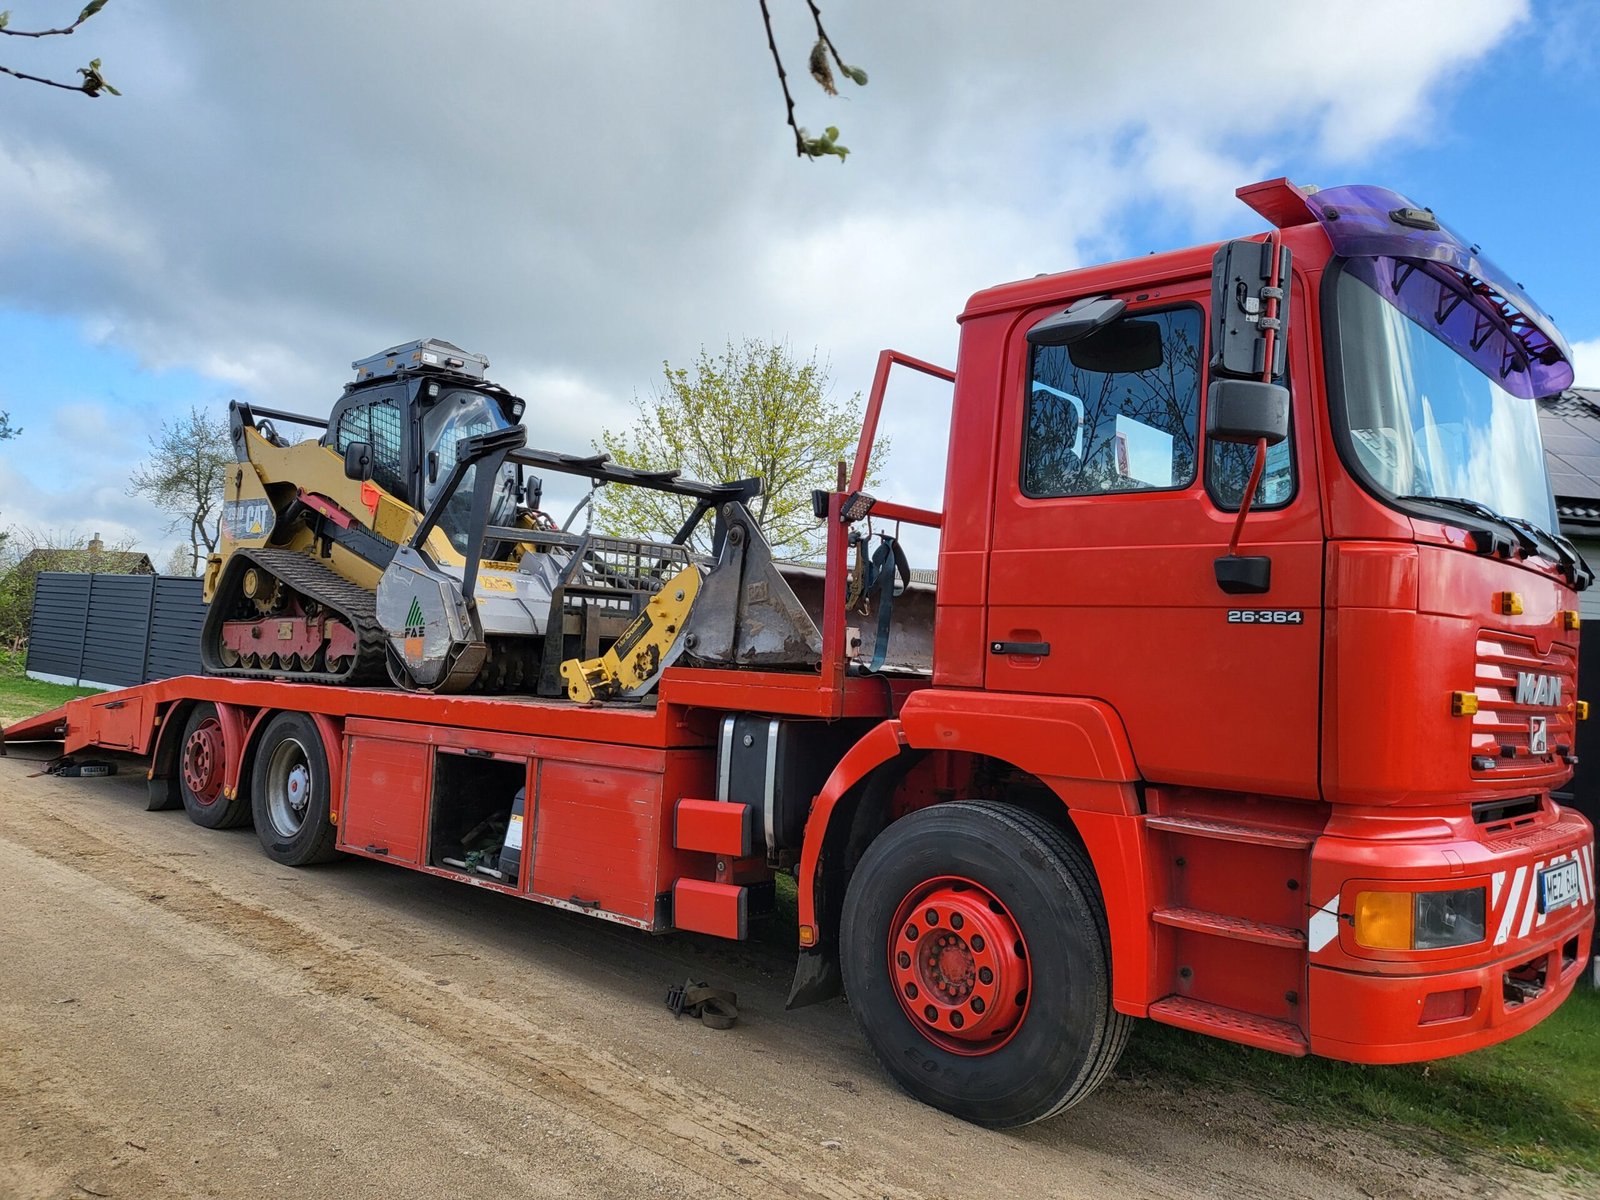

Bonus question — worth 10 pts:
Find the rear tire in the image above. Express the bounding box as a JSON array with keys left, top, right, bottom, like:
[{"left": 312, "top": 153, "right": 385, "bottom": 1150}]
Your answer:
[
  {"left": 178, "top": 703, "right": 251, "bottom": 829},
  {"left": 250, "top": 712, "right": 340, "bottom": 866},
  {"left": 840, "top": 800, "right": 1128, "bottom": 1127}
]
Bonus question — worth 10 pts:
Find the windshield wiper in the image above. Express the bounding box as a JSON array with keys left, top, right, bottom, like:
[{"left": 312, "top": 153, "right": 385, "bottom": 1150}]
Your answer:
[
  {"left": 1503, "top": 515, "right": 1594, "bottom": 591},
  {"left": 1400, "top": 494, "right": 1537, "bottom": 557}
]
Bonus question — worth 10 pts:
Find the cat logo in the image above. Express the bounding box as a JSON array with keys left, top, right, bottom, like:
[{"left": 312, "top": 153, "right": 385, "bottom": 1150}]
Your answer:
[
  {"left": 403, "top": 596, "right": 426, "bottom": 665},
  {"left": 1514, "top": 671, "right": 1563, "bottom": 708}
]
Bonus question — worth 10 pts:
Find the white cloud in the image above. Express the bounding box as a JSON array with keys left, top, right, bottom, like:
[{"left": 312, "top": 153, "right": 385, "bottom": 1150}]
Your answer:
[
  {"left": 1569, "top": 337, "right": 1600, "bottom": 390},
  {"left": 0, "top": 0, "right": 1531, "bottom": 552}
]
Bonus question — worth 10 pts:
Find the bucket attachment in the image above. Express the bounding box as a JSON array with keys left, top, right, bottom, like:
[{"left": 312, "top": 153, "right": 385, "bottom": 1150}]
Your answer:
[{"left": 680, "top": 504, "right": 821, "bottom": 669}]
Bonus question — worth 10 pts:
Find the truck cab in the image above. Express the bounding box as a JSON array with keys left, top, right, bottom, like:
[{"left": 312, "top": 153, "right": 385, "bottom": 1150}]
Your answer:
[{"left": 910, "top": 178, "right": 1592, "bottom": 1064}]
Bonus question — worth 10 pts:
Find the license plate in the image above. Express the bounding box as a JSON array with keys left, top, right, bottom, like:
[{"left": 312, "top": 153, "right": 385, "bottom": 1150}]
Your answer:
[{"left": 1539, "top": 860, "right": 1582, "bottom": 914}]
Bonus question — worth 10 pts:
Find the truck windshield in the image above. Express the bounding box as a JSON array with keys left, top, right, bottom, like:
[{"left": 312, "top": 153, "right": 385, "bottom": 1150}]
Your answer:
[
  {"left": 1331, "top": 257, "right": 1559, "bottom": 535},
  {"left": 421, "top": 390, "right": 518, "bottom": 552}
]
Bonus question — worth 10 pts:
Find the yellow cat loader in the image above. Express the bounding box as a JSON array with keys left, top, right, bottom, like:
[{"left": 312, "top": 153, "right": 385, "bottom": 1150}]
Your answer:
[{"left": 202, "top": 339, "right": 847, "bottom": 695}]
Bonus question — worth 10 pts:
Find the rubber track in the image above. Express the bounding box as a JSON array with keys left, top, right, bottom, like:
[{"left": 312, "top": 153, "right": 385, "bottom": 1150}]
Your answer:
[
  {"left": 204, "top": 548, "right": 388, "bottom": 686},
  {"left": 948, "top": 800, "right": 1132, "bottom": 1123}
]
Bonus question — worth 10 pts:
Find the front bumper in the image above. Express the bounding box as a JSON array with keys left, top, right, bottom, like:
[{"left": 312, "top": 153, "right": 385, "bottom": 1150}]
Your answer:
[
  {"left": 1309, "top": 917, "right": 1591, "bottom": 1062},
  {"left": 1306, "top": 803, "right": 1594, "bottom": 1063}
]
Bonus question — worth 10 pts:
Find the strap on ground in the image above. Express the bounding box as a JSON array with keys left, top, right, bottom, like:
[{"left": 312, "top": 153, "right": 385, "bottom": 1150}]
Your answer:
[{"left": 665, "top": 978, "right": 739, "bottom": 1029}]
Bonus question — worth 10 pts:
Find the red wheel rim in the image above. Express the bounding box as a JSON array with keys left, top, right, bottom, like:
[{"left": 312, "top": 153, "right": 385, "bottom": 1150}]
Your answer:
[
  {"left": 181, "top": 717, "right": 225, "bottom": 807},
  {"left": 887, "top": 876, "right": 1031, "bottom": 1056}
]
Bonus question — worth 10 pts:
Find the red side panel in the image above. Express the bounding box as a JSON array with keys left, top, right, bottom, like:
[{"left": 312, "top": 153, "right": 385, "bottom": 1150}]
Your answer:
[
  {"left": 340, "top": 736, "right": 428, "bottom": 864},
  {"left": 83, "top": 691, "right": 152, "bottom": 752},
  {"left": 532, "top": 759, "right": 664, "bottom": 923}
]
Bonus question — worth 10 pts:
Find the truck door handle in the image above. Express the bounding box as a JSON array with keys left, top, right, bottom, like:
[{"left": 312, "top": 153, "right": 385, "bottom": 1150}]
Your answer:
[{"left": 991, "top": 641, "right": 1050, "bottom": 656}]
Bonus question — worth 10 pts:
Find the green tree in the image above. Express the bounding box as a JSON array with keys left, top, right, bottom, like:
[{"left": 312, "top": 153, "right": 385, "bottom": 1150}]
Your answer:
[
  {"left": 129, "top": 406, "right": 232, "bottom": 575},
  {"left": 0, "top": 2, "right": 120, "bottom": 97},
  {"left": 0, "top": 410, "right": 18, "bottom": 440},
  {"left": 595, "top": 340, "right": 882, "bottom": 559}
]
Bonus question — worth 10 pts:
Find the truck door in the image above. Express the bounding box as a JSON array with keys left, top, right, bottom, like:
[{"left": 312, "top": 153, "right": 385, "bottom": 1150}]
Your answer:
[{"left": 984, "top": 276, "right": 1324, "bottom": 799}]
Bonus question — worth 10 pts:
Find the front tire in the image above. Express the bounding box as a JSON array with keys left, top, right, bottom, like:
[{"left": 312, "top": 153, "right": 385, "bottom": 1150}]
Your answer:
[
  {"left": 178, "top": 703, "right": 251, "bottom": 829},
  {"left": 250, "top": 712, "right": 339, "bottom": 866},
  {"left": 840, "top": 801, "right": 1128, "bottom": 1127}
]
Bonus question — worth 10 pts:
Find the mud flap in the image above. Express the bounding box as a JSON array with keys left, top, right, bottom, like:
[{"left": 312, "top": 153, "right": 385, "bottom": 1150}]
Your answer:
[{"left": 786, "top": 947, "right": 843, "bottom": 1009}]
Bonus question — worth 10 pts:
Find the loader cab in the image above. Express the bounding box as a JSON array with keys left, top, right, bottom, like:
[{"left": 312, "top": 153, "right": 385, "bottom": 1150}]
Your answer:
[{"left": 327, "top": 339, "right": 527, "bottom": 553}]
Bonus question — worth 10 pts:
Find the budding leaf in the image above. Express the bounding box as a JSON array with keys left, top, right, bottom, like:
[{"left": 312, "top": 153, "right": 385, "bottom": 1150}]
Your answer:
[
  {"left": 77, "top": 57, "right": 116, "bottom": 97},
  {"left": 0, "top": 12, "right": 10, "bottom": 30},
  {"left": 77, "top": 0, "right": 109, "bottom": 22},
  {"left": 844, "top": 65, "right": 868, "bottom": 87}
]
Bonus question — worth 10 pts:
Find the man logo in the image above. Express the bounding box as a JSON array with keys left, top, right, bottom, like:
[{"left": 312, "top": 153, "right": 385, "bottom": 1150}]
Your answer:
[
  {"left": 1514, "top": 671, "right": 1562, "bottom": 707},
  {"left": 403, "top": 596, "right": 426, "bottom": 666}
]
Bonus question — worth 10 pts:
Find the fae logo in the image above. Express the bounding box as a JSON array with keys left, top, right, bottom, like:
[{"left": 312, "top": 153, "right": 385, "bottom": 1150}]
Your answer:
[{"left": 403, "top": 596, "right": 426, "bottom": 665}]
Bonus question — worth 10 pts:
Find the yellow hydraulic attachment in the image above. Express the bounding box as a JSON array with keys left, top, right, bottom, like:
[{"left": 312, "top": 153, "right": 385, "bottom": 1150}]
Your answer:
[{"left": 560, "top": 564, "right": 703, "bottom": 703}]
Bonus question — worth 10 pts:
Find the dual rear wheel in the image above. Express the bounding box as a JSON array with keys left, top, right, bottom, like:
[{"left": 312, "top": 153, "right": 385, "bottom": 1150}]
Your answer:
[{"left": 175, "top": 705, "right": 338, "bottom": 866}]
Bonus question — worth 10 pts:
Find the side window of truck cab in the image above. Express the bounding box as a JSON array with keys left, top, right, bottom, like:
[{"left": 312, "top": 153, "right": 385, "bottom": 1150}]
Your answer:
[{"left": 1023, "top": 306, "right": 1203, "bottom": 499}]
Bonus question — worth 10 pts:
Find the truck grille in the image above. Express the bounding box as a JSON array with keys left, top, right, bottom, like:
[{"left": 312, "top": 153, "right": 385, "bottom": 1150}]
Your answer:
[{"left": 1472, "top": 632, "right": 1577, "bottom": 768}]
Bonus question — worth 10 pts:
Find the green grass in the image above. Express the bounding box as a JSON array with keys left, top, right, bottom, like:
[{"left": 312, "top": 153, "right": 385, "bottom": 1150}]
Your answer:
[
  {"left": 0, "top": 649, "right": 99, "bottom": 726},
  {"left": 1121, "top": 984, "right": 1600, "bottom": 1178}
]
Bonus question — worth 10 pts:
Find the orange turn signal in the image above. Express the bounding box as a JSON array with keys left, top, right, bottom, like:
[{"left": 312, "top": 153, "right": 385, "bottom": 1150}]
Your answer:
[
  {"left": 1353, "top": 891, "right": 1413, "bottom": 950},
  {"left": 1495, "top": 591, "right": 1524, "bottom": 616},
  {"left": 1563, "top": 610, "right": 1582, "bottom": 631},
  {"left": 799, "top": 924, "right": 816, "bottom": 947},
  {"left": 1451, "top": 691, "right": 1479, "bottom": 716},
  {"left": 1578, "top": 700, "right": 1591, "bottom": 722}
]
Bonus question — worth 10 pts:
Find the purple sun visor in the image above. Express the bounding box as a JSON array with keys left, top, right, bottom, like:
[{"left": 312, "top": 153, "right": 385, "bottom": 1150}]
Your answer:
[{"left": 1305, "top": 184, "right": 1574, "bottom": 397}]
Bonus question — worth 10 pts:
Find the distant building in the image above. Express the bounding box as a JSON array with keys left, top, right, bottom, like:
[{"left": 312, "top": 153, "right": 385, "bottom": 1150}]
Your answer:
[
  {"left": 1538, "top": 389, "right": 1600, "bottom": 848},
  {"left": 10, "top": 532, "right": 155, "bottom": 580},
  {"left": 1539, "top": 389, "right": 1600, "bottom": 620}
]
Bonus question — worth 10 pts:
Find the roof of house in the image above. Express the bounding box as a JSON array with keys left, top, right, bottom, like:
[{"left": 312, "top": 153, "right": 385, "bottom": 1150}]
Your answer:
[
  {"left": 11, "top": 547, "right": 155, "bottom": 576},
  {"left": 1539, "top": 388, "right": 1600, "bottom": 536}
]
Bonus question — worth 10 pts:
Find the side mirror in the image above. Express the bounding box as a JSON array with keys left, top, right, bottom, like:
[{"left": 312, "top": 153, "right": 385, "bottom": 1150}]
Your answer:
[
  {"left": 1211, "top": 239, "right": 1290, "bottom": 379},
  {"left": 1207, "top": 379, "right": 1289, "bottom": 445},
  {"left": 1027, "top": 295, "right": 1128, "bottom": 347},
  {"left": 343, "top": 440, "right": 374, "bottom": 482}
]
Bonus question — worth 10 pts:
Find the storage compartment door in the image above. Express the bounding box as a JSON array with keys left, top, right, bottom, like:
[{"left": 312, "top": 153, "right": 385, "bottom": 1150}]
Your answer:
[{"left": 341, "top": 736, "right": 428, "bottom": 863}]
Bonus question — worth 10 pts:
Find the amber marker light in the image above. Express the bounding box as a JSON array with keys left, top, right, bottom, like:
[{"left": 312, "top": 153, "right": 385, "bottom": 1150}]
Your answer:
[
  {"left": 1578, "top": 701, "right": 1591, "bottom": 722},
  {"left": 1451, "top": 691, "right": 1479, "bottom": 716},
  {"left": 1495, "top": 591, "right": 1524, "bottom": 615},
  {"left": 1563, "top": 610, "right": 1582, "bottom": 630},
  {"left": 1353, "top": 891, "right": 1413, "bottom": 950}
]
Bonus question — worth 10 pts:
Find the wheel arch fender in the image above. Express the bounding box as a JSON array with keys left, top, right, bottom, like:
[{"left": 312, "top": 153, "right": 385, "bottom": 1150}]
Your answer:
[{"left": 792, "top": 692, "right": 1159, "bottom": 1016}]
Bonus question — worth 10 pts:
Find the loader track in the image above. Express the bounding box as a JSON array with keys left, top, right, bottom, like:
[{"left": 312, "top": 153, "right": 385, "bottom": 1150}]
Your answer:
[{"left": 201, "top": 548, "right": 388, "bottom": 686}]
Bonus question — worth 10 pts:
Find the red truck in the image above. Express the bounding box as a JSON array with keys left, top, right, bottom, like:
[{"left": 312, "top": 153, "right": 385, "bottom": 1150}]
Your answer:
[{"left": 6, "top": 177, "right": 1594, "bottom": 1129}]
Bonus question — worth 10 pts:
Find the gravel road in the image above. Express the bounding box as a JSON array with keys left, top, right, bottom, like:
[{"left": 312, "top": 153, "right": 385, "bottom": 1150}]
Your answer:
[{"left": 0, "top": 747, "right": 1571, "bottom": 1199}]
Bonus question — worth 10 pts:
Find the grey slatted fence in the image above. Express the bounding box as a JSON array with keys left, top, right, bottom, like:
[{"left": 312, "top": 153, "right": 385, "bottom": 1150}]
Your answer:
[{"left": 25, "top": 572, "right": 205, "bottom": 688}]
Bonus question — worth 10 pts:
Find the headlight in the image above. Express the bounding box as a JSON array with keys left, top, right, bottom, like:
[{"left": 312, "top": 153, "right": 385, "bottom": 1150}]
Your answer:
[
  {"left": 1414, "top": 888, "right": 1487, "bottom": 949},
  {"left": 1353, "top": 887, "right": 1486, "bottom": 950}
]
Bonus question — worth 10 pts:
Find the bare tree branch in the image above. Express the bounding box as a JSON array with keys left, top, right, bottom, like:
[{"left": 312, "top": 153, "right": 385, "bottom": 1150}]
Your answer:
[
  {"left": 757, "top": 0, "right": 806, "bottom": 158},
  {"left": 756, "top": 0, "right": 865, "bottom": 161}
]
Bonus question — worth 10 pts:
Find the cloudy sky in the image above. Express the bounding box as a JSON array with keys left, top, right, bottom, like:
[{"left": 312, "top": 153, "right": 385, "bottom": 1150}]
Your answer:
[{"left": 1, "top": 0, "right": 1598, "bottom": 568}]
